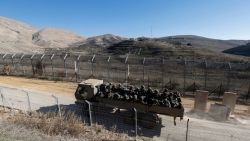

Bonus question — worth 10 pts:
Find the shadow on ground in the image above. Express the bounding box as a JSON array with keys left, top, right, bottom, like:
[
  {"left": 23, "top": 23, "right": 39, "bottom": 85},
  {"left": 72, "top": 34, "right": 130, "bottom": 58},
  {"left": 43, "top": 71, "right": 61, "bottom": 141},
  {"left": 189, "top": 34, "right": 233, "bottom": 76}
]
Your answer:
[{"left": 37, "top": 104, "right": 162, "bottom": 137}]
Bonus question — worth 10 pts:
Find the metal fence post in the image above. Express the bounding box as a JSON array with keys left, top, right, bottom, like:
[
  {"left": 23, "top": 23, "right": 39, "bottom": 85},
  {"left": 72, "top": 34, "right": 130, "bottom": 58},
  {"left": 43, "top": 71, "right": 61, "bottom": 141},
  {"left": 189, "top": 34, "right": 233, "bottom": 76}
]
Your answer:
[
  {"left": 40, "top": 54, "right": 45, "bottom": 76},
  {"left": 20, "top": 54, "right": 25, "bottom": 75},
  {"left": 107, "top": 56, "right": 111, "bottom": 82},
  {"left": 162, "top": 57, "right": 165, "bottom": 89},
  {"left": 52, "top": 95, "right": 61, "bottom": 118},
  {"left": 76, "top": 55, "right": 81, "bottom": 82},
  {"left": 124, "top": 54, "right": 129, "bottom": 83},
  {"left": 142, "top": 57, "right": 146, "bottom": 85},
  {"left": 50, "top": 54, "right": 55, "bottom": 79},
  {"left": 85, "top": 100, "right": 92, "bottom": 126},
  {"left": 246, "top": 84, "right": 250, "bottom": 102},
  {"left": 91, "top": 54, "right": 96, "bottom": 77},
  {"left": 134, "top": 108, "right": 137, "bottom": 140},
  {"left": 183, "top": 58, "right": 187, "bottom": 93},
  {"left": 11, "top": 54, "right": 16, "bottom": 74},
  {"left": 227, "top": 62, "right": 232, "bottom": 91},
  {"left": 0, "top": 89, "right": 5, "bottom": 111},
  {"left": 23, "top": 90, "right": 31, "bottom": 112},
  {"left": 186, "top": 119, "right": 190, "bottom": 141},
  {"left": 74, "top": 61, "right": 78, "bottom": 82},
  {"left": 126, "top": 64, "right": 130, "bottom": 87},
  {"left": 2, "top": 53, "right": 7, "bottom": 64},
  {"left": 31, "top": 54, "right": 35, "bottom": 76},
  {"left": 204, "top": 59, "right": 207, "bottom": 89},
  {"left": 63, "top": 54, "right": 68, "bottom": 78}
]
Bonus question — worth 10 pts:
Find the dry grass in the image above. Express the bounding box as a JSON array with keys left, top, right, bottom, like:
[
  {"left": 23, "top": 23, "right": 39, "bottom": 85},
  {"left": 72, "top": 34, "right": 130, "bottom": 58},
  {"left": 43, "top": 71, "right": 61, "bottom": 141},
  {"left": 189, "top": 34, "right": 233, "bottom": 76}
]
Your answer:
[
  {"left": 6, "top": 111, "right": 130, "bottom": 140},
  {"left": 0, "top": 76, "right": 77, "bottom": 96}
]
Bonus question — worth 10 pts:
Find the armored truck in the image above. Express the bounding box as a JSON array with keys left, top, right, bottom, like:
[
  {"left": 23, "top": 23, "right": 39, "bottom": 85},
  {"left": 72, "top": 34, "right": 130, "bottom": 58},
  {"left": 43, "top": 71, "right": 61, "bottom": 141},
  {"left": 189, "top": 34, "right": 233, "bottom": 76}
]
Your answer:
[{"left": 75, "top": 79, "right": 184, "bottom": 128}]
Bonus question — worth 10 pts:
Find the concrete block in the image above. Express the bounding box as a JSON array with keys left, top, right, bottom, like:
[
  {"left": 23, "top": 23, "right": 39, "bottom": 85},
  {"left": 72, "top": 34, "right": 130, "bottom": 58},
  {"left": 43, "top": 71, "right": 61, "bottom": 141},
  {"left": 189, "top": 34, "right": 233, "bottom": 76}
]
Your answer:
[
  {"left": 209, "top": 103, "right": 231, "bottom": 121},
  {"left": 222, "top": 92, "right": 237, "bottom": 114},
  {"left": 194, "top": 90, "right": 209, "bottom": 112}
]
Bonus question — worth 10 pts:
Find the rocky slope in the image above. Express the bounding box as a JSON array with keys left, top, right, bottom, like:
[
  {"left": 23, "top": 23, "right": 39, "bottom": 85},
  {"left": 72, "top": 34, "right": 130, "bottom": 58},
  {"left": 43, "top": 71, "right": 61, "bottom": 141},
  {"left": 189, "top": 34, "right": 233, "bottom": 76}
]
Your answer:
[
  {"left": 0, "top": 17, "right": 85, "bottom": 54},
  {"left": 32, "top": 28, "right": 85, "bottom": 48},
  {"left": 0, "top": 16, "right": 40, "bottom": 53},
  {"left": 75, "top": 34, "right": 125, "bottom": 48}
]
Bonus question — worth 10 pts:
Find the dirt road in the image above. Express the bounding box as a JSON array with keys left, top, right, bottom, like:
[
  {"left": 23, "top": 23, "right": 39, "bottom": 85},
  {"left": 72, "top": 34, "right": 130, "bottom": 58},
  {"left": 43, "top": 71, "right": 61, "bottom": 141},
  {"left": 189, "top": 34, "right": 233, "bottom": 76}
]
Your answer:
[
  {"left": 0, "top": 76, "right": 250, "bottom": 141},
  {"left": 0, "top": 76, "right": 77, "bottom": 96},
  {"left": 1, "top": 76, "right": 249, "bottom": 115}
]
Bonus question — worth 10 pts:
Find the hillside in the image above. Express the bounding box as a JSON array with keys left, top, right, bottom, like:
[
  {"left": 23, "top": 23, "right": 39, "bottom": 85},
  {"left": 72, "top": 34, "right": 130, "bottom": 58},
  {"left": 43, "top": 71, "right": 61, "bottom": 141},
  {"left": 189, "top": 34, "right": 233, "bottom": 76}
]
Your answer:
[
  {"left": 75, "top": 34, "right": 125, "bottom": 48},
  {"left": 157, "top": 35, "right": 248, "bottom": 52},
  {"left": 0, "top": 16, "right": 250, "bottom": 60},
  {"left": 106, "top": 39, "right": 229, "bottom": 60},
  {"left": 69, "top": 34, "right": 125, "bottom": 54},
  {"left": 0, "top": 17, "right": 85, "bottom": 54},
  {"left": 0, "top": 16, "right": 41, "bottom": 53},
  {"left": 223, "top": 43, "right": 250, "bottom": 57},
  {"left": 32, "top": 28, "right": 85, "bottom": 48}
]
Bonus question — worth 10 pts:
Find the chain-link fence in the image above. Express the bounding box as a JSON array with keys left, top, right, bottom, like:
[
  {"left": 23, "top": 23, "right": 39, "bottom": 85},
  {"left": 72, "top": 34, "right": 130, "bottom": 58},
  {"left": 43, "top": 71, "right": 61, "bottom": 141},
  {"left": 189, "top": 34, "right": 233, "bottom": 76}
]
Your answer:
[
  {"left": 0, "top": 85, "right": 250, "bottom": 141},
  {"left": 0, "top": 53, "right": 250, "bottom": 101}
]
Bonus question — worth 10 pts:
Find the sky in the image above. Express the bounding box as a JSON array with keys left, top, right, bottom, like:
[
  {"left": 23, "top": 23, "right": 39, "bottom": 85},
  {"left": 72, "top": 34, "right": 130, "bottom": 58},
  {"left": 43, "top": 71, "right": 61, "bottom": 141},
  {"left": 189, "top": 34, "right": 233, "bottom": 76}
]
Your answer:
[{"left": 0, "top": 0, "right": 250, "bottom": 39}]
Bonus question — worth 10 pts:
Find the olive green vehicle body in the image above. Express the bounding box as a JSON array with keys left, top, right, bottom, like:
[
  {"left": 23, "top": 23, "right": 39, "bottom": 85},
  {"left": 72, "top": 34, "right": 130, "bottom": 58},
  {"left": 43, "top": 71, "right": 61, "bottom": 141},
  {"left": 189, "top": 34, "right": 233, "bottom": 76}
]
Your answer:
[{"left": 75, "top": 79, "right": 184, "bottom": 128}]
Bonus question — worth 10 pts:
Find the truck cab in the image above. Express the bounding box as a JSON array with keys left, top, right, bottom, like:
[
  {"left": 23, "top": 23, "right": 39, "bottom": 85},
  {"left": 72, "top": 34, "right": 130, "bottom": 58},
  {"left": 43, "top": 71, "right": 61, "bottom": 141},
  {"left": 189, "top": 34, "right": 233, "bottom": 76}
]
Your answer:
[{"left": 75, "top": 79, "right": 103, "bottom": 103}]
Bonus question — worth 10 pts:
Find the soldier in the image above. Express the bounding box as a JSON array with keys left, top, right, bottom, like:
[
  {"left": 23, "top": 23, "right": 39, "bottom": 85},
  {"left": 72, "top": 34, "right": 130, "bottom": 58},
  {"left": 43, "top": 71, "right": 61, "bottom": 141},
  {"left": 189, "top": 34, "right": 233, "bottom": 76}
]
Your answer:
[
  {"left": 146, "top": 87, "right": 154, "bottom": 105},
  {"left": 113, "top": 93, "right": 121, "bottom": 100},
  {"left": 163, "top": 98, "right": 171, "bottom": 107},
  {"left": 106, "top": 83, "right": 111, "bottom": 94},
  {"left": 139, "top": 85, "right": 146, "bottom": 96},
  {"left": 159, "top": 89, "right": 168, "bottom": 104},
  {"left": 153, "top": 89, "right": 160, "bottom": 99},
  {"left": 167, "top": 92, "right": 174, "bottom": 107},
  {"left": 133, "top": 86, "right": 139, "bottom": 102},
  {"left": 100, "top": 84, "right": 106, "bottom": 94},
  {"left": 111, "top": 84, "right": 117, "bottom": 93},
  {"left": 127, "top": 86, "right": 134, "bottom": 101},
  {"left": 140, "top": 95, "right": 147, "bottom": 104}
]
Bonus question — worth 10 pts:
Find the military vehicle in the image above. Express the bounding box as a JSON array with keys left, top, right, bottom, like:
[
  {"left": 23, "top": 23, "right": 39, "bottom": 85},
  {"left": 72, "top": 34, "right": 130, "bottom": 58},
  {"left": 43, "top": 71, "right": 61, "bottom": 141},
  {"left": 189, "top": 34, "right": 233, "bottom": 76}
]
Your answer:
[{"left": 75, "top": 79, "right": 184, "bottom": 128}]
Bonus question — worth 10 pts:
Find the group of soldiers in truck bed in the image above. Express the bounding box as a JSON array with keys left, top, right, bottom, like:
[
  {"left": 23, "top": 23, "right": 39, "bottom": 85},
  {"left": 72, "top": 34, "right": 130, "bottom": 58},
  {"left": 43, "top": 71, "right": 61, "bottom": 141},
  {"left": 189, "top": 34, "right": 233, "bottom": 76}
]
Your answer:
[{"left": 96, "top": 83, "right": 182, "bottom": 109}]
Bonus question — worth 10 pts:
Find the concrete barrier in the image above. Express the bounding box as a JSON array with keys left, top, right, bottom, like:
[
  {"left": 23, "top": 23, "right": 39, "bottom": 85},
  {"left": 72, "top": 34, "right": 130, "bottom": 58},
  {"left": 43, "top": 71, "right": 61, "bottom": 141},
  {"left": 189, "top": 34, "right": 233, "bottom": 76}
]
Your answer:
[
  {"left": 194, "top": 90, "right": 209, "bottom": 112},
  {"left": 222, "top": 92, "right": 237, "bottom": 114},
  {"left": 209, "top": 103, "right": 231, "bottom": 121}
]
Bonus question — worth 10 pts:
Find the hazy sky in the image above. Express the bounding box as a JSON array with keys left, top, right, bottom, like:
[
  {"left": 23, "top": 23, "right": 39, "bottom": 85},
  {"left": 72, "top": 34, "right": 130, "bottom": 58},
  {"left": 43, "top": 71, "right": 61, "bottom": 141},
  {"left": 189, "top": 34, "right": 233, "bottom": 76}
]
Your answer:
[{"left": 0, "top": 0, "right": 249, "bottom": 39}]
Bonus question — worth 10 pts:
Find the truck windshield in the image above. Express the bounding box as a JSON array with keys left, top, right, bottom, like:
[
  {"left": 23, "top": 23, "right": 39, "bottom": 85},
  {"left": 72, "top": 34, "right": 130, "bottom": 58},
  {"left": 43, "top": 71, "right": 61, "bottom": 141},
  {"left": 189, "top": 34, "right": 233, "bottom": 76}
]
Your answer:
[{"left": 76, "top": 85, "right": 85, "bottom": 95}]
